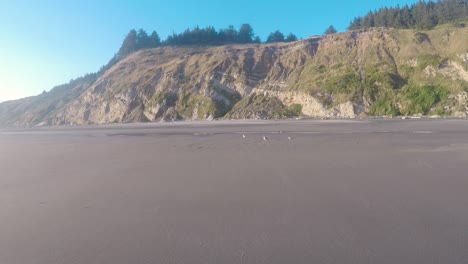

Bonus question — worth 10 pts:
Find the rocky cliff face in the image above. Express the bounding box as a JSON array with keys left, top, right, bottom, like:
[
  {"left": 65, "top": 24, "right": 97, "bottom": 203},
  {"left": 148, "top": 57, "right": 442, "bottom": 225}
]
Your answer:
[
  {"left": 49, "top": 41, "right": 319, "bottom": 125},
  {"left": 1, "top": 23, "right": 467, "bottom": 127}
]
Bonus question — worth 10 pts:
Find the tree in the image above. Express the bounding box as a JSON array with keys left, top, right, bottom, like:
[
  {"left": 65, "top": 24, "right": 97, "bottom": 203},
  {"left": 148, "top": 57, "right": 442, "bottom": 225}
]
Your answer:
[
  {"left": 219, "top": 25, "right": 238, "bottom": 43},
  {"left": 118, "top": 29, "right": 137, "bottom": 58},
  {"left": 253, "top": 36, "right": 261, "bottom": 43},
  {"left": 202, "top": 26, "right": 219, "bottom": 45},
  {"left": 412, "top": 0, "right": 437, "bottom": 29},
  {"left": 362, "top": 11, "right": 376, "bottom": 28},
  {"left": 285, "top": 33, "right": 298, "bottom": 42},
  {"left": 136, "top": 29, "right": 150, "bottom": 49},
  {"left": 348, "top": 17, "right": 362, "bottom": 30},
  {"left": 266, "top": 30, "right": 285, "bottom": 43},
  {"left": 149, "top": 31, "right": 161, "bottom": 47},
  {"left": 374, "top": 7, "right": 391, "bottom": 27},
  {"left": 164, "top": 33, "right": 179, "bottom": 46},
  {"left": 400, "top": 4, "right": 413, "bottom": 28},
  {"left": 324, "top": 25, "right": 337, "bottom": 35},
  {"left": 238, "top": 23, "right": 254, "bottom": 43},
  {"left": 346, "top": 0, "right": 467, "bottom": 31}
]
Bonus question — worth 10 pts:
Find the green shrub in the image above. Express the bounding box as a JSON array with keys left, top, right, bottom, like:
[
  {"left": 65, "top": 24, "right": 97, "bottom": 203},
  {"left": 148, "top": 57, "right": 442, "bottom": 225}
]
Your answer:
[
  {"left": 175, "top": 91, "right": 219, "bottom": 119},
  {"left": 369, "top": 90, "right": 400, "bottom": 116},
  {"left": 402, "top": 85, "right": 448, "bottom": 115},
  {"left": 363, "top": 67, "right": 406, "bottom": 91},
  {"left": 289, "top": 104, "right": 303, "bottom": 115},
  {"left": 325, "top": 73, "right": 361, "bottom": 94},
  {"left": 417, "top": 54, "right": 442, "bottom": 70}
]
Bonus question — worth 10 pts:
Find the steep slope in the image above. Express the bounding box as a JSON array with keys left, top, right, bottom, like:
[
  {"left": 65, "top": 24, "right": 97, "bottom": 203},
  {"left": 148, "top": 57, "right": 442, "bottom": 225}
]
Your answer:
[
  {"left": 0, "top": 80, "right": 91, "bottom": 127},
  {"left": 1, "top": 23, "right": 467, "bottom": 127},
  {"left": 49, "top": 41, "right": 316, "bottom": 125}
]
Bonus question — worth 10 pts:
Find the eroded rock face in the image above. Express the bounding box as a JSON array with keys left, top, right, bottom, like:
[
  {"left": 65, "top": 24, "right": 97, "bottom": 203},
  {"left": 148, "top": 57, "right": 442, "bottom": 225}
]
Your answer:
[
  {"left": 255, "top": 89, "right": 362, "bottom": 118},
  {"left": 438, "top": 61, "right": 468, "bottom": 82},
  {"left": 47, "top": 41, "right": 322, "bottom": 125},
  {"left": 47, "top": 36, "right": 368, "bottom": 125}
]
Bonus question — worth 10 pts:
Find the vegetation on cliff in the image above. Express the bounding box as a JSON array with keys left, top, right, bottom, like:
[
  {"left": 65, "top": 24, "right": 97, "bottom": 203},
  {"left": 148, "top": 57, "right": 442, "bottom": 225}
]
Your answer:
[{"left": 348, "top": 0, "right": 467, "bottom": 30}]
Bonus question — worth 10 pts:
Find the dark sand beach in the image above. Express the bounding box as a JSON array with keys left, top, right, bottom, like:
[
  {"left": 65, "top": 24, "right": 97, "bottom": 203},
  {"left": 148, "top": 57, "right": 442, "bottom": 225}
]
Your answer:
[{"left": 1, "top": 119, "right": 468, "bottom": 264}]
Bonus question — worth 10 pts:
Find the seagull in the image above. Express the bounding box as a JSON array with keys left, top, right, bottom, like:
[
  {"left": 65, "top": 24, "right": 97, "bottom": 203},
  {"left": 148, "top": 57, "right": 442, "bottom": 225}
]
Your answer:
[
  {"left": 242, "top": 134, "right": 246, "bottom": 138},
  {"left": 288, "top": 136, "right": 292, "bottom": 140},
  {"left": 262, "top": 136, "right": 268, "bottom": 141}
]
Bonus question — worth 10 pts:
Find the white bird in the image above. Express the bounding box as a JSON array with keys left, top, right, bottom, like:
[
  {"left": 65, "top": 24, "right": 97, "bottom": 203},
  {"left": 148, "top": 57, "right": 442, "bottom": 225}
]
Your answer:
[
  {"left": 262, "top": 136, "right": 268, "bottom": 141},
  {"left": 288, "top": 136, "right": 292, "bottom": 140},
  {"left": 242, "top": 134, "right": 246, "bottom": 138}
]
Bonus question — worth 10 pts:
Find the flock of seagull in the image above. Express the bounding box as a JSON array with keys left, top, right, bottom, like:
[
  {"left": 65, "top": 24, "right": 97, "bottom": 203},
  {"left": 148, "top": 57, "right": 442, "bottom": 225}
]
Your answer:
[{"left": 241, "top": 134, "right": 292, "bottom": 141}]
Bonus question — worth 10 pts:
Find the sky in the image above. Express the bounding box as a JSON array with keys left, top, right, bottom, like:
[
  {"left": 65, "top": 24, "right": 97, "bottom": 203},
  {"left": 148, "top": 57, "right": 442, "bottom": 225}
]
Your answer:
[{"left": 0, "top": 0, "right": 419, "bottom": 102}]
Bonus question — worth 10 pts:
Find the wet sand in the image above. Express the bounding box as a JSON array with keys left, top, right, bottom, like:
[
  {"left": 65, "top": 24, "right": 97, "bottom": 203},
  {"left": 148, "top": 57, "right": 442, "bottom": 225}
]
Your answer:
[{"left": 1, "top": 119, "right": 468, "bottom": 264}]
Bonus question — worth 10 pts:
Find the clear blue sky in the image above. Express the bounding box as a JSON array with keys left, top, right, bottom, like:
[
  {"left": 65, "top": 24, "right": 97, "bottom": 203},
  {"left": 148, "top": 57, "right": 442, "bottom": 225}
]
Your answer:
[{"left": 0, "top": 0, "right": 418, "bottom": 102}]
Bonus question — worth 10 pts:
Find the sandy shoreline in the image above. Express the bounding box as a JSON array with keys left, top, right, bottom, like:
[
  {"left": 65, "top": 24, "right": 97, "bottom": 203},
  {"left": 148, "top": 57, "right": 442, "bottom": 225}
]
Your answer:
[{"left": 1, "top": 119, "right": 468, "bottom": 264}]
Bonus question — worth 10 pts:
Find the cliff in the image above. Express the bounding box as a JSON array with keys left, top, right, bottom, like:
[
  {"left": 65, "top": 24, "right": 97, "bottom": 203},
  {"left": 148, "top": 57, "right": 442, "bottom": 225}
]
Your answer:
[{"left": 1, "top": 23, "right": 467, "bottom": 127}]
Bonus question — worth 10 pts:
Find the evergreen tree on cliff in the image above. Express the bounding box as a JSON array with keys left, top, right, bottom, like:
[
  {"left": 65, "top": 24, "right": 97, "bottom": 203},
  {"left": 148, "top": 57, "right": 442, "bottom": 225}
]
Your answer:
[
  {"left": 347, "top": 0, "right": 468, "bottom": 30},
  {"left": 285, "top": 33, "right": 298, "bottom": 42},
  {"left": 118, "top": 29, "right": 138, "bottom": 58},
  {"left": 266, "top": 30, "right": 285, "bottom": 43},
  {"left": 219, "top": 25, "right": 238, "bottom": 43},
  {"left": 324, "top": 25, "right": 337, "bottom": 35},
  {"left": 149, "top": 31, "right": 161, "bottom": 47},
  {"left": 238, "top": 24, "right": 254, "bottom": 43},
  {"left": 136, "top": 29, "right": 151, "bottom": 49}
]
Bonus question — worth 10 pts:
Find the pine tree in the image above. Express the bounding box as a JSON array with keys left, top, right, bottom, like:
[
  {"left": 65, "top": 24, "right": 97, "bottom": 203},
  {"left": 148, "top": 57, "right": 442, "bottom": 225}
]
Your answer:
[
  {"left": 362, "top": 11, "right": 375, "bottom": 28},
  {"left": 324, "top": 25, "right": 338, "bottom": 35},
  {"left": 346, "top": 0, "right": 467, "bottom": 31},
  {"left": 413, "top": 0, "right": 437, "bottom": 29},
  {"left": 118, "top": 29, "right": 138, "bottom": 58},
  {"left": 348, "top": 17, "right": 362, "bottom": 30},
  {"left": 149, "top": 31, "right": 161, "bottom": 47},
  {"left": 238, "top": 24, "right": 254, "bottom": 43},
  {"left": 220, "top": 25, "right": 238, "bottom": 43},
  {"left": 136, "top": 29, "right": 150, "bottom": 49},
  {"left": 400, "top": 4, "right": 413, "bottom": 28},
  {"left": 266, "top": 30, "right": 285, "bottom": 43},
  {"left": 285, "top": 33, "right": 298, "bottom": 42}
]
